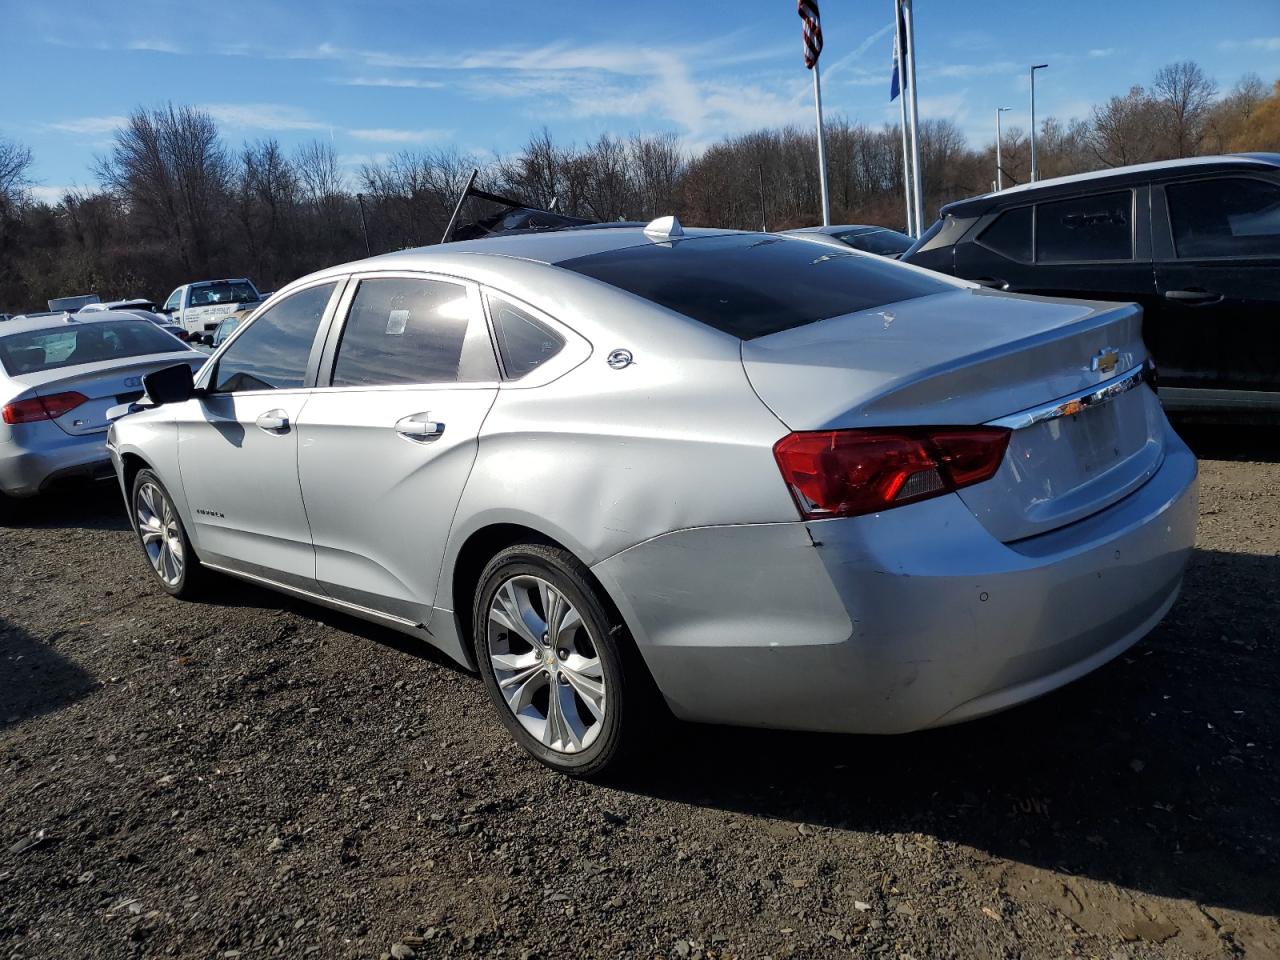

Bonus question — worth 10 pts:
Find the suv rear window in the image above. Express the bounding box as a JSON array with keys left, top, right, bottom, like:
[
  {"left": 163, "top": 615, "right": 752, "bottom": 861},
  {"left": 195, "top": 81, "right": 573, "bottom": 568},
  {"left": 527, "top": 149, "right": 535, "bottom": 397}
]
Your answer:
[
  {"left": 0, "top": 320, "right": 186, "bottom": 375},
  {"left": 558, "top": 234, "right": 951, "bottom": 339}
]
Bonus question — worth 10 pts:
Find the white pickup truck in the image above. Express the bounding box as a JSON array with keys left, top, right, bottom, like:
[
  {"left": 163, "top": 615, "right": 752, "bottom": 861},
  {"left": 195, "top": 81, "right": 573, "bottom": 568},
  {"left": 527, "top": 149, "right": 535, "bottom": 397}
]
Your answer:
[{"left": 161, "top": 278, "right": 262, "bottom": 335}]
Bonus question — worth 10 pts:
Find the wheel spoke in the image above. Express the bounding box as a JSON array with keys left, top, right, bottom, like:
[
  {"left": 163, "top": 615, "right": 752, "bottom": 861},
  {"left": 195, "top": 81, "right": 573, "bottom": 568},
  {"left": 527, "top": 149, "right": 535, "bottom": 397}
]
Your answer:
[
  {"left": 561, "top": 665, "right": 605, "bottom": 721},
  {"left": 503, "top": 666, "right": 548, "bottom": 713},
  {"left": 490, "top": 581, "right": 541, "bottom": 646}
]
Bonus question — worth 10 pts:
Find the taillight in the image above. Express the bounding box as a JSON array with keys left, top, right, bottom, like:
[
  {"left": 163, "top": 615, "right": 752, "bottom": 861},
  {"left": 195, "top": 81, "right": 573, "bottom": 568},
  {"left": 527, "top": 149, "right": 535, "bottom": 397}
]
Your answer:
[
  {"left": 773, "top": 426, "right": 1011, "bottom": 520},
  {"left": 2, "top": 391, "right": 89, "bottom": 425}
]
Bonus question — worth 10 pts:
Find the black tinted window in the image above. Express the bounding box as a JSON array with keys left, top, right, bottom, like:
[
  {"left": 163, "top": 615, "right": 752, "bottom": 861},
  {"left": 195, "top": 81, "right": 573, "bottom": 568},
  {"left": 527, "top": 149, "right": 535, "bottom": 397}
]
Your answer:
[
  {"left": 559, "top": 234, "right": 951, "bottom": 340},
  {"left": 1167, "top": 177, "right": 1280, "bottom": 258},
  {"left": 977, "top": 206, "right": 1032, "bottom": 262},
  {"left": 836, "top": 228, "right": 912, "bottom": 257},
  {"left": 1036, "top": 191, "right": 1132, "bottom": 262},
  {"left": 213, "top": 282, "right": 335, "bottom": 392},
  {"left": 489, "top": 296, "right": 564, "bottom": 378},
  {"left": 332, "top": 278, "right": 475, "bottom": 387}
]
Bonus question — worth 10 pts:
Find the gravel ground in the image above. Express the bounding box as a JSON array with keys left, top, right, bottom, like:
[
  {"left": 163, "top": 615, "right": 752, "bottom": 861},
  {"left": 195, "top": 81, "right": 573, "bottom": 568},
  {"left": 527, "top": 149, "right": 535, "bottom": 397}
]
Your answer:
[{"left": 1, "top": 424, "right": 1277, "bottom": 960}]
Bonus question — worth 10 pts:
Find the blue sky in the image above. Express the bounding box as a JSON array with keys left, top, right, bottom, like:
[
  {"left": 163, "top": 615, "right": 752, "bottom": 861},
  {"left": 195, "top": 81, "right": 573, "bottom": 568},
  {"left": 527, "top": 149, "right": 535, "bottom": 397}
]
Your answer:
[{"left": 2, "top": 0, "right": 1277, "bottom": 200}]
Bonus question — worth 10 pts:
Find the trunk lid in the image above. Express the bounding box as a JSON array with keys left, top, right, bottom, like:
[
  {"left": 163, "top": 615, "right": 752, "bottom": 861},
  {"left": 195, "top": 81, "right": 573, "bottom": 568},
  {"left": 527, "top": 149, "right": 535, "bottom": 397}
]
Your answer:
[
  {"left": 13, "top": 353, "right": 204, "bottom": 436},
  {"left": 742, "top": 288, "right": 1162, "bottom": 541}
]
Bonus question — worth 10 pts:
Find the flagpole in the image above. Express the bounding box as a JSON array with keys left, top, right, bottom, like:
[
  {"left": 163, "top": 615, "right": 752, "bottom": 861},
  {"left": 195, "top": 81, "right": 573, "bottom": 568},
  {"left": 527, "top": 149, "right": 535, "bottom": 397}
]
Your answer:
[
  {"left": 893, "top": 0, "right": 915, "bottom": 236},
  {"left": 813, "top": 63, "right": 831, "bottom": 227},
  {"left": 902, "top": 0, "right": 925, "bottom": 235}
]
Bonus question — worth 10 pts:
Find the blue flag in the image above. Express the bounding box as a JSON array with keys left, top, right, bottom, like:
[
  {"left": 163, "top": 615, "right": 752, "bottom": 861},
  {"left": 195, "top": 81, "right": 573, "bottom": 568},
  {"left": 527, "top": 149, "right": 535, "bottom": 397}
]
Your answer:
[{"left": 890, "top": 6, "right": 905, "bottom": 101}]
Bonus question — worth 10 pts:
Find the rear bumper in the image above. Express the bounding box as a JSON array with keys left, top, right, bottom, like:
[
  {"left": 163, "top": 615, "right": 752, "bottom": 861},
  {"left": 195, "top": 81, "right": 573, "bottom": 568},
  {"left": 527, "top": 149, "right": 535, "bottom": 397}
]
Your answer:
[
  {"left": 0, "top": 424, "right": 113, "bottom": 497},
  {"left": 592, "top": 425, "right": 1198, "bottom": 735}
]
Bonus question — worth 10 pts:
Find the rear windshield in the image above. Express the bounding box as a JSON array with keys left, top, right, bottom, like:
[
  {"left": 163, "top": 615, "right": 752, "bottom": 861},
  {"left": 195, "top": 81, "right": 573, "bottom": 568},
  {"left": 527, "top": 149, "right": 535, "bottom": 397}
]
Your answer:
[
  {"left": 0, "top": 320, "right": 186, "bottom": 375},
  {"left": 558, "top": 234, "right": 950, "bottom": 339},
  {"left": 189, "top": 281, "right": 258, "bottom": 307},
  {"left": 837, "top": 228, "right": 912, "bottom": 257}
]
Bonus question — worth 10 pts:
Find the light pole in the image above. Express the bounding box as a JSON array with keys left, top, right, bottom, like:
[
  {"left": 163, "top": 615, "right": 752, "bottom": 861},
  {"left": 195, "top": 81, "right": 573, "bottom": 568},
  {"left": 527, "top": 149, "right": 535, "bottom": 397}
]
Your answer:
[
  {"left": 995, "top": 107, "right": 1011, "bottom": 190},
  {"left": 1029, "top": 64, "right": 1048, "bottom": 183}
]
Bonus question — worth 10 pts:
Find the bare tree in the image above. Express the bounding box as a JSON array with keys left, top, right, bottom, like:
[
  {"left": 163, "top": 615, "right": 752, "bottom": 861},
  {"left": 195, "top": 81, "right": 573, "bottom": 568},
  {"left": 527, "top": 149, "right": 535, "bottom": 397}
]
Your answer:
[
  {"left": 0, "top": 137, "right": 34, "bottom": 208},
  {"left": 96, "top": 104, "right": 232, "bottom": 275},
  {"left": 1088, "top": 86, "right": 1162, "bottom": 167},
  {"left": 1152, "top": 61, "right": 1218, "bottom": 157}
]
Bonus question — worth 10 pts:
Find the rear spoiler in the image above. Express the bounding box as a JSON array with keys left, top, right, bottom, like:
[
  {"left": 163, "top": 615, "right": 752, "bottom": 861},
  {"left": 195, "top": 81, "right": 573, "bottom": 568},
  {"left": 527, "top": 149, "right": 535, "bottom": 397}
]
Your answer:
[{"left": 440, "top": 169, "right": 596, "bottom": 244}]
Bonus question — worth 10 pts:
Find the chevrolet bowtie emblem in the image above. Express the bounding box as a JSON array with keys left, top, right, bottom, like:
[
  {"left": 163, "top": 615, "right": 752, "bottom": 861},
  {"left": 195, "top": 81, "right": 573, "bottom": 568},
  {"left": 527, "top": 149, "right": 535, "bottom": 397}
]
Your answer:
[{"left": 1090, "top": 347, "right": 1120, "bottom": 375}]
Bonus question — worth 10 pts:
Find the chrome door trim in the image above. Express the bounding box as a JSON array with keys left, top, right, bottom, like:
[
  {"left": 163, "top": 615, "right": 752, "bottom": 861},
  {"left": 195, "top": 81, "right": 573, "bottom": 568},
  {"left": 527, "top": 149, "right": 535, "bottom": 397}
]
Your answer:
[
  {"left": 200, "top": 561, "right": 425, "bottom": 630},
  {"left": 986, "top": 360, "right": 1154, "bottom": 430}
]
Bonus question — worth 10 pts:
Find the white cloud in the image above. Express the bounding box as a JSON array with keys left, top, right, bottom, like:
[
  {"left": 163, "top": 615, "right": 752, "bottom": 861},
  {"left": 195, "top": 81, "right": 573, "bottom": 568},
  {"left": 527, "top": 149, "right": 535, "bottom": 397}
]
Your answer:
[
  {"left": 335, "top": 77, "right": 446, "bottom": 89},
  {"left": 1087, "top": 48, "right": 1117, "bottom": 59},
  {"left": 932, "top": 61, "right": 1020, "bottom": 79},
  {"left": 1219, "top": 37, "right": 1280, "bottom": 51},
  {"left": 128, "top": 38, "right": 181, "bottom": 54},
  {"left": 27, "top": 185, "right": 72, "bottom": 205},
  {"left": 348, "top": 127, "right": 451, "bottom": 144},
  {"left": 45, "top": 115, "right": 129, "bottom": 136},
  {"left": 200, "top": 103, "right": 328, "bottom": 131}
]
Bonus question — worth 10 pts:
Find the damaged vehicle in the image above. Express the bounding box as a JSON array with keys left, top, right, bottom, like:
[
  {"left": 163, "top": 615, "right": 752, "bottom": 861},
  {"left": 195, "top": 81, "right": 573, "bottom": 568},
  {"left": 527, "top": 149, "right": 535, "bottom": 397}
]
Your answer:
[{"left": 107, "top": 218, "right": 1198, "bottom": 777}]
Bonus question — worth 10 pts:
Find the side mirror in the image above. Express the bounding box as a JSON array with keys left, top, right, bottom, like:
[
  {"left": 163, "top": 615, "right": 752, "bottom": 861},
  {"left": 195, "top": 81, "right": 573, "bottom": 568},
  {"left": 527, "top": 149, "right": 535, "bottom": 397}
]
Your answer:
[{"left": 143, "top": 363, "right": 195, "bottom": 406}]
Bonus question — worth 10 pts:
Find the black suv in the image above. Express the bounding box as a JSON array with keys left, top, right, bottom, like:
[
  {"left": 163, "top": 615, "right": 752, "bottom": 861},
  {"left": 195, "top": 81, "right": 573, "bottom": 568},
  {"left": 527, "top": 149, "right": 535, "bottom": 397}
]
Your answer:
[{"left": 905, "top": 153, "right": 1280, "bottom": 419}]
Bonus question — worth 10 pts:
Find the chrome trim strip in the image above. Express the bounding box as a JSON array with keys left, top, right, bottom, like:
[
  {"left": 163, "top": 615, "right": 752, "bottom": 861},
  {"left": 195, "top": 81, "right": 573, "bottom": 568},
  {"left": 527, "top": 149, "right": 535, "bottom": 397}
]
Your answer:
[
  {"left": 200, "top": 562, "right": 424, "bottom": 630},
  {"left": 987, "top": 360, "right": 1153, "bottom": 430}
]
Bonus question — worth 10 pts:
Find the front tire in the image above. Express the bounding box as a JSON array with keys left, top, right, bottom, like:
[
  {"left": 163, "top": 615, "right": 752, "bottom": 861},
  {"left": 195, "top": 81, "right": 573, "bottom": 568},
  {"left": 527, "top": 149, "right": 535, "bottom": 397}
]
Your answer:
[
  {"left": 473, "top": 544, "right": 643, "bottom": 778},
  {"left": 131, "top": 469, "right": 207, "bottom": 599}
]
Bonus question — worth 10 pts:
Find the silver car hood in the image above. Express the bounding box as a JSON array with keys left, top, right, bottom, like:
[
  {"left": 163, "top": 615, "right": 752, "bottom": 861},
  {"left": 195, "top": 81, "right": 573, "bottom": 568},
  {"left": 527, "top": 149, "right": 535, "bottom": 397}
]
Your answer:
[{"left": 740, "top": 288, "right": 1146, "bottom": 429}]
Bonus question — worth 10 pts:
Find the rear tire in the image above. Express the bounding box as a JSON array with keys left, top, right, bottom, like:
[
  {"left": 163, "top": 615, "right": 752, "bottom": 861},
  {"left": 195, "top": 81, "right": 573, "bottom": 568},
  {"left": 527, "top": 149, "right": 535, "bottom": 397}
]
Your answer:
[
  {"left": 473, "top": 544, "right": 648, "bottom": 778},
  {"left": 130, "top": 469, "right": 208, "bottom": 599}
]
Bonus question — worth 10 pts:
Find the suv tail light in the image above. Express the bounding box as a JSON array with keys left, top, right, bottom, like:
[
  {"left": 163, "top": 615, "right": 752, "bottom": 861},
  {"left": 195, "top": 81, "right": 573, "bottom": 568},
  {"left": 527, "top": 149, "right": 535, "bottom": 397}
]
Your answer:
[
  {"left": 2, "top": 391, "right": 89, "bottom": 425},
  {"left": 773, "top": 426, "right": 1011, "bottom": 520}
]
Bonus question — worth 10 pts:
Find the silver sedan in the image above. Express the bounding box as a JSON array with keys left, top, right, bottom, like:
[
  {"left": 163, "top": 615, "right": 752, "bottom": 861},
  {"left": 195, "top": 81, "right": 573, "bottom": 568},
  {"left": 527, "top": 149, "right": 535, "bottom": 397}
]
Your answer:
[
  {"left": 0, "top": 314, "right": 203, "bottom": 511},
  {"left": 107, "top": 220, "right": 1198, "bottom": 777}
]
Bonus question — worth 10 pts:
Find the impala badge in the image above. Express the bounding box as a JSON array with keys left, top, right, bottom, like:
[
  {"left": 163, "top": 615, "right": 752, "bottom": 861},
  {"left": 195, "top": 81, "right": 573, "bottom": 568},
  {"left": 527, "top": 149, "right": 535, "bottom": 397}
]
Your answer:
[{"left": 1090, "top": 347, "right": 1120, "bottom": 375}]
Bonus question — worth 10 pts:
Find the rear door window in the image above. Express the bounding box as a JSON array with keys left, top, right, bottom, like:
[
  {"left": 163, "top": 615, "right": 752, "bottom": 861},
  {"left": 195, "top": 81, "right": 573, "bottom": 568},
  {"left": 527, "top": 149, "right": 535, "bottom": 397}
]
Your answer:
[
  {"left": 1166, "top": 177, "right": 1280, "bottom": 258},
  {"left": 558, "top": 234, "right": 951, "bottom": 340},
  {"left": 976, "top": 206, "right": 1032, "bottom": 262},
  {"left": 1035, "top": 191, "right": 1133, "bottom": 263},
  {"left": 212, "top": 282, "right": 336, "bottom": 393},
  {"left": 331, "top": 277, "right": 492, "bottom": 387}
]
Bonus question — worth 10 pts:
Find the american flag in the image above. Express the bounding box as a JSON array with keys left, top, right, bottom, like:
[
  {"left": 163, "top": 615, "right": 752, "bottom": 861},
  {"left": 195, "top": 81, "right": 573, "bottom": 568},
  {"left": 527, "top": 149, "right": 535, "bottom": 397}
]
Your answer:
[{"left": 797, "top": 0, "right": 822, "bottom": 70}]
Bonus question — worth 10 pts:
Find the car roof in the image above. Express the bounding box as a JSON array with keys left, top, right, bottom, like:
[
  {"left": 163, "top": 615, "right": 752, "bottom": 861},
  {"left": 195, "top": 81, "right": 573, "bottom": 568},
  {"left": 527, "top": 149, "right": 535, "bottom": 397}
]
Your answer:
[
  {"left": 189, "top": 278, "right": 254, "bottom": 287},
  {"left": 354, "top": 224, "right": 744, "bottom": 268},
  {"left": 942, "top": 153, "right": 1280, "bottom": 216},
  {"left": 785, "top": 224, "right": 892, "bottom": 236},
  {"left": 0, "top": 313, "right": 153, "bottom": 336}
]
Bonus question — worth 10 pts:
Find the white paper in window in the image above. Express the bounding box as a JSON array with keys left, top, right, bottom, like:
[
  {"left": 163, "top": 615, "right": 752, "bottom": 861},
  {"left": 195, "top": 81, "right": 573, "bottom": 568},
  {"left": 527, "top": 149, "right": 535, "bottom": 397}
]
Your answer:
[{"left": 386, "top": 309, "right": 410, "bottom": 336}]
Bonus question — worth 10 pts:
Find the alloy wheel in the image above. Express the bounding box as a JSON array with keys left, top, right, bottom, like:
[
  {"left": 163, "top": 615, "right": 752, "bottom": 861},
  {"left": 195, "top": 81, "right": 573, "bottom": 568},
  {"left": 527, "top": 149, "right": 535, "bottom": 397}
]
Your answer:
[
  {"left": 486, "top": 574, "right": 607, "bottom": 753},
  {"left": 136, "top": 481, "right": 184, "bottom": 586}
]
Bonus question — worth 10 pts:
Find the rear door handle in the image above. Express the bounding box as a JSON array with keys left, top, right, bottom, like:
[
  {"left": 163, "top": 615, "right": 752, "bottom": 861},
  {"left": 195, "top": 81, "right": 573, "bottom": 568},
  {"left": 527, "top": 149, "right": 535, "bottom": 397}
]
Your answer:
[
  {"left": 1163, "top": 288, "right": 1222, "bottom": 304},
  {"left": 974, "top": 276, "right": 1009, "bottom": 290},
  {"left": 395, "top": 413, "right": 445, "bottom": 442},
  {"left": 255, "top": 409, "right": 290, "bottom": 432}
]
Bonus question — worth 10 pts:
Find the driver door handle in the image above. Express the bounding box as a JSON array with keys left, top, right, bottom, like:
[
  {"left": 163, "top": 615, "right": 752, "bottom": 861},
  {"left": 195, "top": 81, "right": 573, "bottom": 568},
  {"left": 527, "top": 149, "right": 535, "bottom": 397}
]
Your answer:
[
  {"left": 396, "top": 413, "right": 445, "bottom": 442},
  {"left": 1164, "top": 288, "right": 1222, "bottom": 305},
  {"left": 255, "top": 409, "right": 290, "bottom": 433}
]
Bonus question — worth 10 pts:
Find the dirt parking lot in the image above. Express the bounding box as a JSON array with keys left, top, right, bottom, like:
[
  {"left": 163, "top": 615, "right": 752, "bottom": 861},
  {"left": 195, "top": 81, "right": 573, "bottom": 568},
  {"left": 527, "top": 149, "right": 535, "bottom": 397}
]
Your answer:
[{"left": 1, "top": 424, "right": 1277, "bottom": 960}]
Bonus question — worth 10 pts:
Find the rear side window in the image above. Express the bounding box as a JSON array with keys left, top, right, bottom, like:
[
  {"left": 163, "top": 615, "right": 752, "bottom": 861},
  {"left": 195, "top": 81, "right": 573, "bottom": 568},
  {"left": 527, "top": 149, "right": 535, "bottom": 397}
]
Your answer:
[
  {"left": 977, "top": 206, "right": 1032, "bottom": 262},
  {"left": 488, "top": 295, "right": 564, "bottom": 378},
  {"left": 0, "top": 320, "right": 185, "bottom": 375},
  {"left": 189, "top": 281, "right": 258, "bottom": 307},
  {"left": 331, "top": 277, "right": 484, "bottom": 387},
  {"left": 213, "top": 282, "right": 336, "bottom": 393},
  {"left": 558, "top": 234, "right": 951, "bottom": 340},
  {"left": 1036, "top": 191, "right": 1133, "bottom": 262},
  {"left": 1167, "top": 177, "right": 1280, "bottom": 258}
]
